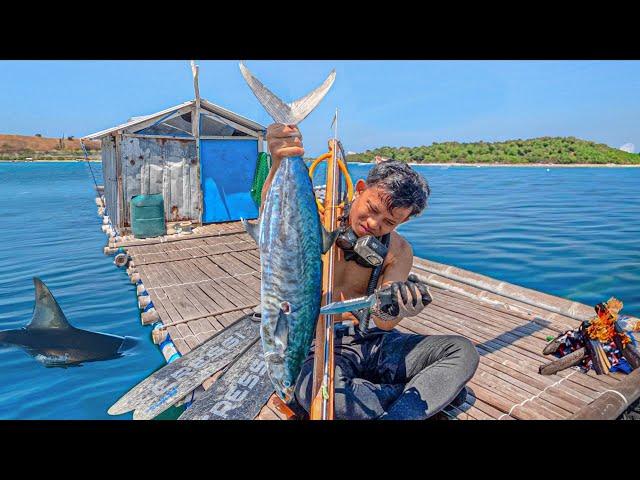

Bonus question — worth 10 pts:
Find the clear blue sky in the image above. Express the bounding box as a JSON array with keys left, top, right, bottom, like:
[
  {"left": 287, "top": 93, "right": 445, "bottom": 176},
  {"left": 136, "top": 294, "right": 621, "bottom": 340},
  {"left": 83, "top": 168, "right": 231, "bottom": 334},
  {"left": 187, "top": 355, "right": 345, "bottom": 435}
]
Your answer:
[{"left": 1, "top": 60, "right": 639, "bottom": 155}]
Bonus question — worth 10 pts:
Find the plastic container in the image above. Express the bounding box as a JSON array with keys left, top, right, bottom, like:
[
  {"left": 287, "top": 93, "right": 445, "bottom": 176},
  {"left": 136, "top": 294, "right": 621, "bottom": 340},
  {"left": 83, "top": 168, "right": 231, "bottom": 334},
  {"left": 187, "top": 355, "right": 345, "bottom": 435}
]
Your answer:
[{"left": 130, "top": 194, "right": 166, "bottom": 238}]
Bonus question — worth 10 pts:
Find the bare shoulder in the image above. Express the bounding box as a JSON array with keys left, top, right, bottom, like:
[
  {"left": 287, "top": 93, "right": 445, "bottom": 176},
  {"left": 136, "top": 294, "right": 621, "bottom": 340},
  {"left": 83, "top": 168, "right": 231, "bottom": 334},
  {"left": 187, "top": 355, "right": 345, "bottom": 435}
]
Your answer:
[
  {"left": 381, "top": 230, "right": 413, "bottom": 273},
  {"left": 377, "top": 231, "right": 414, "bottom": 286},
  {"left": 388, "top": 230, "right": 413, "bottom": 259}
]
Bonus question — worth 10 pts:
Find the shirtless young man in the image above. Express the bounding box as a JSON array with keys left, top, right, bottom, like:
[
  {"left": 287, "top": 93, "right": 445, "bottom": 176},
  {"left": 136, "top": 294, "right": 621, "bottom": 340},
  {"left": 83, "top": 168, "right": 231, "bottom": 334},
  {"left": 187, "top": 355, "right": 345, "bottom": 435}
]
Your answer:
[{"left": 261, "top": 123, "right": 479, "bottom": 420}]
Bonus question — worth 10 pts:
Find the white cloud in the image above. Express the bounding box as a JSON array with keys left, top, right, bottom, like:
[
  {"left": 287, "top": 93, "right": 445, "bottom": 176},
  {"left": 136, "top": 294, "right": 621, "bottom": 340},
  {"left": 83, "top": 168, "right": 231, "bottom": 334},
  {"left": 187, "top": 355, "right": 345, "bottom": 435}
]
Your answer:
[{"left": 619, "top": 143, "right": 635, "bottom": 153}]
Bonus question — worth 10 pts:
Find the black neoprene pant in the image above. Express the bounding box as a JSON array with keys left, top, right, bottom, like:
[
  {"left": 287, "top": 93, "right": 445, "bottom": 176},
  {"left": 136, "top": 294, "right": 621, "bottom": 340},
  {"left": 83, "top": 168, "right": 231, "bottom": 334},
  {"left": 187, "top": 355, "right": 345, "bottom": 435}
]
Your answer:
[{"left": 293, "top": 328, "right": 479, "bottom": 420}]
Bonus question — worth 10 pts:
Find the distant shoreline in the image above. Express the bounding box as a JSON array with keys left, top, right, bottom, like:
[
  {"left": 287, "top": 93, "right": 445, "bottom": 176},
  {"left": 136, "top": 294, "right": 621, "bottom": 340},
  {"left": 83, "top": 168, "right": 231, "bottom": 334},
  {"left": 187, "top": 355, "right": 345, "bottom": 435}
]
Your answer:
[
  {"left": 407, "top": 162, "right": 640, "bottom": 168},
  {"left": 346, "top": 161, "right": 640, "bottom": 168},
  {"left": 4, "top": 159, "right": 640, "bottom": 167},
  {"left": 0, "top": 159, "right": 100, "bottom": 163}
]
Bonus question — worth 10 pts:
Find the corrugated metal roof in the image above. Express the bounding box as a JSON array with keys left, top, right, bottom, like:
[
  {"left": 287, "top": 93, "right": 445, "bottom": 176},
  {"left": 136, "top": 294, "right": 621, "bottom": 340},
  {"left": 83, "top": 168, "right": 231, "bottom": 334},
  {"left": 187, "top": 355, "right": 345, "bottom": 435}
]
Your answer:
[
  {"left": 82, "top": 99, "right": 266, "bottom": 140},
  {"left": 200, "top": 99, "right": 265, "bottom": 133}
]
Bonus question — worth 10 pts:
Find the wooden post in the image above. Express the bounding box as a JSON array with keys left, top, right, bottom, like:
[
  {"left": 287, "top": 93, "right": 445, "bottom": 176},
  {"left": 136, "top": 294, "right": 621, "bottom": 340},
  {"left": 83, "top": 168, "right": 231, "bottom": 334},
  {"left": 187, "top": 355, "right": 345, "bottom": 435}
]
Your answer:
[
  {"left": 115, "top": 134, "right": 124, "bottom": 231},
  {"left": 190, "top": 61, "right": 203, "bottom": 225}
]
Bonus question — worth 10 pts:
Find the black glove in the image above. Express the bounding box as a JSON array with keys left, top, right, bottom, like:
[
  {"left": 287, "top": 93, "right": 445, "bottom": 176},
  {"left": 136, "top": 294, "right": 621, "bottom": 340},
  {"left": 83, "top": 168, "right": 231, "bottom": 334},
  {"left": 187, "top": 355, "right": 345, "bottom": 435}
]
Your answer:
[{"left": 372, "top": 273, "right": 433, "bottom": 322}]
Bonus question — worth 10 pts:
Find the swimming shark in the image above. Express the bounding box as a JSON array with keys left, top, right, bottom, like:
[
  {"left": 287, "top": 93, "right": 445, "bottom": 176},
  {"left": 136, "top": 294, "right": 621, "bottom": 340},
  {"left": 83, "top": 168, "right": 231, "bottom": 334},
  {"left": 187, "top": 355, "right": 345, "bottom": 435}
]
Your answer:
[{"left": 0, "top": 277, "right": 136, "bottom": 367}]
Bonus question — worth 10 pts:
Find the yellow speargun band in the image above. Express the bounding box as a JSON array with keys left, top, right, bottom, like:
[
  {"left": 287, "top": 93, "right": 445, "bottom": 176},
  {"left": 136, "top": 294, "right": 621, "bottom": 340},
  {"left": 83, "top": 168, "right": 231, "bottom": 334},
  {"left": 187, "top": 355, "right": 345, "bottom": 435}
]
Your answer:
[{"left": 309, "top": 140, "right": 354, "bottom": 214}]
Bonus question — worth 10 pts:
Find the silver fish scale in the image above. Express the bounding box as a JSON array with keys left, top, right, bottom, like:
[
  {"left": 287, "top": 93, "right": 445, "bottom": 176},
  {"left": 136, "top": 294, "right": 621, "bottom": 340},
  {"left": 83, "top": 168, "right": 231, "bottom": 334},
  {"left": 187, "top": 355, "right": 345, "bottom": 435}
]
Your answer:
[{"left": 259, "top": 156, "right": 322, "bottom": 402}]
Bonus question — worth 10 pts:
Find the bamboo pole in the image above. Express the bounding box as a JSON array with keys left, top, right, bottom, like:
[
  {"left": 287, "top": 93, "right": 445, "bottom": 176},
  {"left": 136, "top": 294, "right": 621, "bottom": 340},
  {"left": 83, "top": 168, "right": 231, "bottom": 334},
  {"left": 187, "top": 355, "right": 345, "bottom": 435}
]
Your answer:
[
  {"left": 413, "top": 258, "right": 595, "bottom": 321},
  {"left": 570, "top": 367, "right": 640, "bottom": 420},
  {"left": 539, "top": 348, "right": 587, "bottom": 375},
  {"left": 132, "top": 246, "right": 256, "bottom": 266},
  {"left": 153, "top": 303, "right": 259, "bottom": 330},
  {"left": 310, "top": 138, "right": 340, "bottom": 420},
  {"left": 108, "top": 228, "right": 246, "bottom": 248}
]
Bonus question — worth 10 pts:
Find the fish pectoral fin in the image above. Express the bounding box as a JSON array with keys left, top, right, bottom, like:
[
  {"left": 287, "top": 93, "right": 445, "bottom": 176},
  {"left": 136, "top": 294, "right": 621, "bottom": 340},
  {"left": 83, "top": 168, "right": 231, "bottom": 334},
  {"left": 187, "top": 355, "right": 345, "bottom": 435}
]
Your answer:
[
  {"left": 274, "top": 306, "right": 290, "bottom": 354},
  {"left": 321, "top": 225, "right": 341, "bottom": 254},
  {"left": 241, "top": 217, "right": 260, "bottom": 245}
]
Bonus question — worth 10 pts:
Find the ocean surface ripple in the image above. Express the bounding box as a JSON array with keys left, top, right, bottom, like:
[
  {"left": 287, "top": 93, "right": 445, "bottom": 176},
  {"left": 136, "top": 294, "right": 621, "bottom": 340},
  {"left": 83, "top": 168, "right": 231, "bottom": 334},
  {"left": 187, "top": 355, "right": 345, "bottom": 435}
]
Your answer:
[{"left": 0, "top": 162, "right": 638, "bottom": 419}]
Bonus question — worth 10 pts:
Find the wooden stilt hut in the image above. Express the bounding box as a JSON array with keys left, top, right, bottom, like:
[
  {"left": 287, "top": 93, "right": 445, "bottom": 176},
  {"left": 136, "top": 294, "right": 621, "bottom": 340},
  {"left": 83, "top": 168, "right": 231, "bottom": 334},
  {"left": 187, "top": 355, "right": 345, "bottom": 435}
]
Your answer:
[{"left": 83, "top": 100, "right": 266, "bottom": 235}]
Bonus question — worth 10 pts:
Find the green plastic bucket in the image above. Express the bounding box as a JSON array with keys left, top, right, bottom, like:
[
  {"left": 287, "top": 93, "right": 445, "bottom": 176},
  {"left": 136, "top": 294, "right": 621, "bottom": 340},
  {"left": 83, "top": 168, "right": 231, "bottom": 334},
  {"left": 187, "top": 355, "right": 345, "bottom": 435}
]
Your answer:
[{"left": 130, "top": 194, "right": 166, "bottom": 238}]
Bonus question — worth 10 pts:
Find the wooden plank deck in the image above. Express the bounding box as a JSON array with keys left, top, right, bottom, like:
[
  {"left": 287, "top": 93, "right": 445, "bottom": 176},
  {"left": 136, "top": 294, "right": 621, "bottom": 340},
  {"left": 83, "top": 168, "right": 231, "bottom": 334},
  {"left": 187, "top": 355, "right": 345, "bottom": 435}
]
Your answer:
[{"left": 110, "top": 220, "right": 631, "bottom": 420}]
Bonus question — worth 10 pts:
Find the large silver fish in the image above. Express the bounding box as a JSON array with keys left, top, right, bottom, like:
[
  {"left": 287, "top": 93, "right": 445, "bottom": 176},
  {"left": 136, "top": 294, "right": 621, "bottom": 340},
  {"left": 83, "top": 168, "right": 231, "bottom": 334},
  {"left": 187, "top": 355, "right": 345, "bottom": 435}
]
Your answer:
[{"left": 240, "top": 62, "right": 336, "bottom": 402}]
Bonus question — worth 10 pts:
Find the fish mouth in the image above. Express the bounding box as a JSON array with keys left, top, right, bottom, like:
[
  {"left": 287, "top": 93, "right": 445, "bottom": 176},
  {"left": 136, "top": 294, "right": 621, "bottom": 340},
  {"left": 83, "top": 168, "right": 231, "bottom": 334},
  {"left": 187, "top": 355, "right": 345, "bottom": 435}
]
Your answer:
[
  {"left": 278, "top": 388, "right": 295, "bottom": 404},
  {"left": 117, "top": 336, "right": 138, "bottom": 354},
  {"left": 264, "top": 354, "right": 295, "bottom": 402}
]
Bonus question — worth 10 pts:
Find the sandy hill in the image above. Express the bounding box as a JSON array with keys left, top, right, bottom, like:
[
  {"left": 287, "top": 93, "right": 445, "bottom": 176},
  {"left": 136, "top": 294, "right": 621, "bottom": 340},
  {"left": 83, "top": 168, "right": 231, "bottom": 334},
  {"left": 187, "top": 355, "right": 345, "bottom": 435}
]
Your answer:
[{"left": 0, "top": 134, "right": 101, "bottom": 153}]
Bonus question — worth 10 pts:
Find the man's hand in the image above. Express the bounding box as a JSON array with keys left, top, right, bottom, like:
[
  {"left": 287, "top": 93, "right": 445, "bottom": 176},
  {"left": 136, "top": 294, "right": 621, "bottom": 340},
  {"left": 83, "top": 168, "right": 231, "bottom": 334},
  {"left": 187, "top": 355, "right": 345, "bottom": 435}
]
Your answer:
[
  {"left": 372, "top": 273, "right": 432, "bottom": 322},
  {"left": 266, "top": 123, "right": 304, "bottom": 164}
]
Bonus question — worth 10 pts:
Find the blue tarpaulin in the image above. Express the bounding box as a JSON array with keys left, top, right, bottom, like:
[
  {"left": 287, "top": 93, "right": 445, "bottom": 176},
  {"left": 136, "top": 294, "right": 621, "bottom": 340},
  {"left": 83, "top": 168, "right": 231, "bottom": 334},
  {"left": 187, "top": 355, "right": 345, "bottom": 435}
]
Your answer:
[{"left": 200, "top": 139, "right": 260, "bottom": 223}]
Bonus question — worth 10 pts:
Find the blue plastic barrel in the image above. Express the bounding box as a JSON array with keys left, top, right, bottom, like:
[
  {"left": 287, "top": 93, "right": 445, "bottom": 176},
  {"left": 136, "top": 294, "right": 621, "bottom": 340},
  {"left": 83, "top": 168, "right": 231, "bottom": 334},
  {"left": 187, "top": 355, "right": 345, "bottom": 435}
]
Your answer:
[{"left": 130, "top": 194, "right": 166, "bottom": 238}]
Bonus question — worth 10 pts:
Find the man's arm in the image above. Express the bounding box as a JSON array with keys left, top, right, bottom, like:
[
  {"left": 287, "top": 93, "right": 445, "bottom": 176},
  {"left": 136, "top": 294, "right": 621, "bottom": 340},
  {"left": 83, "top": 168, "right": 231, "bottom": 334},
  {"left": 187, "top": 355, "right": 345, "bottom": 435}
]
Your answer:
[
  {"left": 259, "top": 123, "right": 304, "bottom": 215},
  {"left": 370, "top": 235, "right": 415, "bottom": 331}
]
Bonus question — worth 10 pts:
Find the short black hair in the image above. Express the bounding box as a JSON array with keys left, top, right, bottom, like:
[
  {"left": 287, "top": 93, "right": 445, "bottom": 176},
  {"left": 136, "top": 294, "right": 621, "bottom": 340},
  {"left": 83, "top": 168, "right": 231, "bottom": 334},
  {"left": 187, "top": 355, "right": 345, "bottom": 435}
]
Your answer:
[{"left": 365, "top": 160, "right": 430, "bottom": 217}]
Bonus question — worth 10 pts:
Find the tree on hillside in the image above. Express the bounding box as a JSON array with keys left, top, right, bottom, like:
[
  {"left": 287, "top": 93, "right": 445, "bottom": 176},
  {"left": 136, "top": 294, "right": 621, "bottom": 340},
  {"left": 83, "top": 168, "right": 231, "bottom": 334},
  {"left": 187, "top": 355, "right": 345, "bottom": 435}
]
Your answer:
[{"left": 345, "top": 137, "right": 640, "bottom": 165}]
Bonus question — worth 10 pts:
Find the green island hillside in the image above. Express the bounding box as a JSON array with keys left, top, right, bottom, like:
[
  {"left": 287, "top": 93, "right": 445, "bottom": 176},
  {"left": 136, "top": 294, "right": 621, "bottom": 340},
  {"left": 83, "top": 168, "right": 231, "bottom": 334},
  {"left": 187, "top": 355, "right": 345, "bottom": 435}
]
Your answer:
[{"left": 346, "top": 137, "right": 640, "bottom": 165}]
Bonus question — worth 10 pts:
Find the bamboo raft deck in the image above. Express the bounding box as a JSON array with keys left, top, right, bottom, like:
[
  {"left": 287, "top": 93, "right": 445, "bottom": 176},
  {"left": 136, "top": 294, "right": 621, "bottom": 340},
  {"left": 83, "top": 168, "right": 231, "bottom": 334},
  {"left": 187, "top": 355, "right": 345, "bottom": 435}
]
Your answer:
[{"left": 104, "top": 215, "right": 638, "bottom": 420}]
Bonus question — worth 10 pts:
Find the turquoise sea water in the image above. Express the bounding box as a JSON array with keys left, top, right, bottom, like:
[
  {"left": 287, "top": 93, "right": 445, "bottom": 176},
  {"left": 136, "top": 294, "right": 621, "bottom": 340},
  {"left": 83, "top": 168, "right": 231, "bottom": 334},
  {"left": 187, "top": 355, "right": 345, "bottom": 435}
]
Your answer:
[
  {"left": 0, "top": 161, "right": 638, "bottom": 419},
  {"left": 0, "top": 162, "right": 164, "bottom": 420}
]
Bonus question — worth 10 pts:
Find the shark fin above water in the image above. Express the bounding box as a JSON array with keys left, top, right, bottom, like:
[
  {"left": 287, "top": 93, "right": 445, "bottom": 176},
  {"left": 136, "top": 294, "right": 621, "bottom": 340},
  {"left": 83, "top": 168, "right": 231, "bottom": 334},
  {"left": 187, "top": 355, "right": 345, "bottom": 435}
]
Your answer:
[
  {"left": 0, "top": 277, "right": 136, "bottom": 367},
  {"left": 28, "top": 277, "right": 73, "bottom": 331}
]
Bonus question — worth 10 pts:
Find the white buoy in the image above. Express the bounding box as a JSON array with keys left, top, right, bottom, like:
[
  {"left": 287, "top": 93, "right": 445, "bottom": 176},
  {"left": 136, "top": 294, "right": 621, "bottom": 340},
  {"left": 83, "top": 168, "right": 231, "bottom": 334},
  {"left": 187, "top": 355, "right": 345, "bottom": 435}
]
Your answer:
[
  {"left": 141, "top": 308, "right": 160, "bottom": 325},
  {"left": 114, "top": 253, "right": 129, "bottom": 268},
  {"left": 138, "top": 295, "right": 151, "bottom": 309},
  {"left": 152, "top": 327, "right": 168, "bottom": 345}
]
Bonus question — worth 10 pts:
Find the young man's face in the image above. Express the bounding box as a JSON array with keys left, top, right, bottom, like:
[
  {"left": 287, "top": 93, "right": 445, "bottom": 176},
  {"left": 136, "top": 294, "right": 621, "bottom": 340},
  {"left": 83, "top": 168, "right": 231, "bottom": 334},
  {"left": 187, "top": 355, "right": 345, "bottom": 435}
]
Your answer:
[{"left": 348, "top": 181, "right": 413, "bottom": 237}]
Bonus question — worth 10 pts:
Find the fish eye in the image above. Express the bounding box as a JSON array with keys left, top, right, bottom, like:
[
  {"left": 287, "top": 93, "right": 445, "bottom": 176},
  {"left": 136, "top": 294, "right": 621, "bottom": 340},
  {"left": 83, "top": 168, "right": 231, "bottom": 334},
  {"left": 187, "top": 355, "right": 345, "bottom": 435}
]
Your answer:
[{"left": 280, "top": 301, "right": 292, "bottom": 314}]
